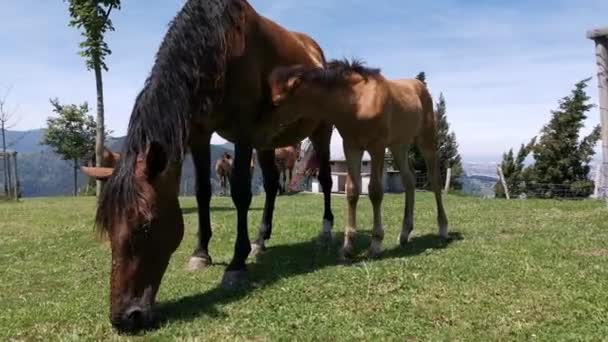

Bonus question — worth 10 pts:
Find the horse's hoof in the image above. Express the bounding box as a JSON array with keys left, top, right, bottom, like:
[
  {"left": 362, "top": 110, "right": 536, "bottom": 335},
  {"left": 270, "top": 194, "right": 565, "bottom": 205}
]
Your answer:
[
  {"left": 221, "top": 270, "right": 250, "bottom": 289},
  {"left": 317, "top": 231, "right": 333, "bottom": 246},
  {"left": 398, "top": 231, "right": 411, "bottom": 247},
  {"left": 367, "top": 241, "right": 383, "bottom": 259},
  {"left": 339, "top": 245, "right": 355, "bottom": 264},
  {"left": 439, "top": 233, "right": 453, "bottom": 245},
  {"left": 250, "top": 241, "right": 267, "bottom": 257},
  {"left": 187, "top": 256, "right": 212, "bottom": 271}
]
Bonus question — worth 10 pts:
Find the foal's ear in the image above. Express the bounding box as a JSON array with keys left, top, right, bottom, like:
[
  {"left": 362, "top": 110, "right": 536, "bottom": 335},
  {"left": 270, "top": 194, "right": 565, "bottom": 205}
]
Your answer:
[
  {"left": 81, "top": 167, "right": 114, "bottom": 180},
  {"left": 142, "top": 141, "right": 168, "bottom": 181}
]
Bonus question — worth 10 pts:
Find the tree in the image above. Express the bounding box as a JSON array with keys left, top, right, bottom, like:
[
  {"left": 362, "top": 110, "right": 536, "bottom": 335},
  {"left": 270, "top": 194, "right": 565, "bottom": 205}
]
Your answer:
[
  {"left": 526, "top": 78, "right": 601, "bottom": 197},
  {"left": 65, "top": 0, "right": 121, "bottom": 197},
  {"left": 42, "top": 99, "right": 98, "bottom": 196},
  {"left": 406, "top": 86, "right": 464, "bottom": 190},
  {"left": 495, "top": 138, "right": 535, "bottom": 198},
  {"left": 434, "top": 94, "right": 464, "bottom": 189},
  {"left": 0, "top": 87, "right": 22, "bottom": 197}
]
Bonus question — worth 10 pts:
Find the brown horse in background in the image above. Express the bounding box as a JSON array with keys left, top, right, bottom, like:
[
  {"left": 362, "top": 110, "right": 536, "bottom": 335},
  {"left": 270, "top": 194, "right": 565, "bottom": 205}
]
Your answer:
[
  {"left": 215, "top": 152, "right": 233, "bottom": 195},
  {"left": 80, "top": 0, "right": 334, "bottom": 332},
  {"left": 264, "top": 59, "right": 450, "bottom": 261},
  {"left": 274, "top": 144, "right": 300, "bottom": 194}
]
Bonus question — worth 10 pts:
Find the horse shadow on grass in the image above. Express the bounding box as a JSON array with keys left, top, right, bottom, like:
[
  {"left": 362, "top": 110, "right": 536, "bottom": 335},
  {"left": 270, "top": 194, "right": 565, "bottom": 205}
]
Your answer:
[
  {"left": 156, "top": 231, "right": 463, "bottom": 325},
  {"left": 181, "top": 206, "right": 263, "bottom": 215}
]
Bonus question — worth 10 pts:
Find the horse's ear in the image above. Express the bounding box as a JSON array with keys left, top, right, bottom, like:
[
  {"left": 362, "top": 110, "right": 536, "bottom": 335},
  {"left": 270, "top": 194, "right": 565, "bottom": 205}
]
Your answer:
[
  {"left": 81, "top": 166, "right": 114, "bottom": 180},
  {"left": 143, "top": 141, "right": 167, "bottom": 181}
]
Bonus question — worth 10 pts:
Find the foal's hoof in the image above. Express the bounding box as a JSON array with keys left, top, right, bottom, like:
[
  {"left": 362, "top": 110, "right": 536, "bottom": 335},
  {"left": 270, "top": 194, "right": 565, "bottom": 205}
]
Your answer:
[
  {"left": 187, "top": 255, "right": 212, "bottom": 271},
  {"left": 250, "top": 241, "right": 267, "bottom": 258},
  {"left": 339, "top": 246, "right": 355, "bottom": 265},
  {"left": 221, "top": 270, "right": 250, "bottom": 290}
]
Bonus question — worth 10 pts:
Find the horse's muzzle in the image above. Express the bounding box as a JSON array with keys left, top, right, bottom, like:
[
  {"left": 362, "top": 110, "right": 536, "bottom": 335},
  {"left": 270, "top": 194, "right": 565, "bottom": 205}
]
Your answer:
[{"left": 111, "top": 305, "right": 157, "bottom": 334}]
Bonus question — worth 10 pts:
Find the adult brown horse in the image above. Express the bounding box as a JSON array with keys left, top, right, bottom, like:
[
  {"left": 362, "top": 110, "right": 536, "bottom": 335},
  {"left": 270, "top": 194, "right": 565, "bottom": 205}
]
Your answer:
[
  {"left": 274, "top": 143, "right": 300, "bottom": 194},
  {"left": 82, "top": 0, "right": 334, "bottom": 333},
  {"left": 215, "top": 152, "right": 233, "bottom": 195},
  {"left": 263, "top": 59, "right": 450, "bottom": 260}
]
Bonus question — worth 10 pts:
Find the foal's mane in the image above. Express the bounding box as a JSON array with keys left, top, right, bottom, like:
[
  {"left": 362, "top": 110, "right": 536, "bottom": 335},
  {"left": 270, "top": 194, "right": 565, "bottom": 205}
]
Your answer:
[
  {"left": 96, "top": 0, "right": 246, "bottom": 233},
  {"left": 295, "top": 58, "right": 381, "bottom": 86}
]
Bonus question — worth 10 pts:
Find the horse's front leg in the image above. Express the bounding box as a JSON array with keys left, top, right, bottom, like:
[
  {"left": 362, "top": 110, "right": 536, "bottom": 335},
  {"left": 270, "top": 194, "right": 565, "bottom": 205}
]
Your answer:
[
  {"left": 341, "top": 146, "right": 364, "bottom": 262},
  {"left": 251, "top": 149, "right": 279, "bottom": 257},
  {"left": 222, "top": 142, "right": 253, "bottom": 288},
  {"left": 310, "top": 126, "right": 334, "bottom": 243},
  {"left": 187, "top": 133, "right": 214, "bottom": 271}
]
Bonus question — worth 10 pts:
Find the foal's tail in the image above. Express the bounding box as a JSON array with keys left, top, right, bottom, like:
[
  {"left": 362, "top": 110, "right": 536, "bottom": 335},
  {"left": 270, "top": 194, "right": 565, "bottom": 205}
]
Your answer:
[{"left": 415, "top": 80, "right": 438, "bottom": 151}]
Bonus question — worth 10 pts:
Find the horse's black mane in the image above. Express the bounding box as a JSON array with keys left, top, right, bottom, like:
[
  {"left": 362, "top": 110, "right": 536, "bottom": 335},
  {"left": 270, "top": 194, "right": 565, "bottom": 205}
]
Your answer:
[
  {"left": 298, "top": 58, "right": 381, "bottom": 85},
  {"left": 96, "top": 0, "right": 245, "bottom": 232}
]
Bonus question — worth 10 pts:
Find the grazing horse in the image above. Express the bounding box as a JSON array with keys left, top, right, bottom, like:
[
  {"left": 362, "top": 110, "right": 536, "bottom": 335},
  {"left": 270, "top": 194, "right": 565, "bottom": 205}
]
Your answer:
[
  {"left": 80, "top": 0, "right": 334, "bottom": 332},
  {"left": 215, "top": 152, "right": 233, "bottom": 195},
  {"left": 274, "top": 144, "right": 300, "bottom": 194},
  {"left": 263, "top": 59, "right": 449, "bottom": 261}
]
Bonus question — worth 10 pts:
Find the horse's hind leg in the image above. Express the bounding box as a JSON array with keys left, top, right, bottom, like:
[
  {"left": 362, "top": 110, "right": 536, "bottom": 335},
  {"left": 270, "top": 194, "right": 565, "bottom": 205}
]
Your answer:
[
  {"left": 367, "top": 147, "right": 385, "bottom": 259},
  {"left": 390, "top": 144, "right": 416, "bottom": 246},
  {"left": 188, "top": 133, "right": 214, "bottom": 271},
  {"left": 419, "top": 139, "right": 449, "bottom": 240},
  {"left": 341, "top": 146, "right": 363, "bottom": 261},
  {"left": 310, "top": 126, "right": 334, "bottom": 243},
  {"left": 251, "top": 149, "right": 279, "bottom": 257}
]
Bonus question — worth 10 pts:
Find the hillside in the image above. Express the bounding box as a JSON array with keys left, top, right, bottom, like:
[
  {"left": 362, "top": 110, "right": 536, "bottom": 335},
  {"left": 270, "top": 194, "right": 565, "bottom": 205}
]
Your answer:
[{"left": 4, "top": 130, "right": 261, "bottom": 197}]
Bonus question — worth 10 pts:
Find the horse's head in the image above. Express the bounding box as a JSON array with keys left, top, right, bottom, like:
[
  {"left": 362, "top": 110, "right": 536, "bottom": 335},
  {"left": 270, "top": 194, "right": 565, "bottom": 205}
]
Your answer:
[{"left": 82, "top": 142, "right": 184, "bottom": 333}]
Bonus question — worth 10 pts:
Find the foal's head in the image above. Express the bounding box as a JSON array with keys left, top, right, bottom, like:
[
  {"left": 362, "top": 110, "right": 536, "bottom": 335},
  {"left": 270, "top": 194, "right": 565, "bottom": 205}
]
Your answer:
[
  {"left": 83, "top": 142, "right": 184, "bottom": 332},
  {"left": 265, "top": 59, "right": 381, "bottom": 140}
]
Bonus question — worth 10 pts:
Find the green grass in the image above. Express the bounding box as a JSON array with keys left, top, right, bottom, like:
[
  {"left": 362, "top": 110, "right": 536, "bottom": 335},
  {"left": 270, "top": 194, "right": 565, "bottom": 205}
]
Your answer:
[{"left": 1, "top": 193, "right": 607, "bottom": 341}]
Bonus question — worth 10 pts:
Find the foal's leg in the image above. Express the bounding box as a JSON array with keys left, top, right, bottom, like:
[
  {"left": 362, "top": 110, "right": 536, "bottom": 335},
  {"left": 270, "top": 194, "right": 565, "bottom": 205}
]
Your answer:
[
  {"left": 251, "top": 149, "right": 279, "bottom": 256},
  {"left": 310, "top": 127, "right": 334, "bottom": 242},
  {"left": 188, "top": 134, "right": 214, "bottom": 271},
  {"left": 419, "top": 141, "right": 449, "bottom": 240},
  {"left": 367, "top": 147, "right": 385, "bottom": 258},
  {"left": 341, "top": 147, "right": 363, "bottom": 261},
  {"left": 222, "top": 143, "right": 253, "bottom": 288},
  {"left": 390, "top": 144, "right": 416, "bottom": 246}
]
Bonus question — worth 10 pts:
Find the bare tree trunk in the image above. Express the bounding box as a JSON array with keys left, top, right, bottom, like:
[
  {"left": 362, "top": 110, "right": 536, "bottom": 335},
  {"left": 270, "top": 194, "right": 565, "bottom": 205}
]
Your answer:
[
  {"left": 13, "top": 152, "right": 19, "bottom": 199},
  {"left": 1, "top": 121, "right": 8, "bottom": 196},
  {"left": 73, "top": 159, "right": 79, "bottom": 197},
  {"left": 94, "top": 62, "right": 105, "bottom": 198}
]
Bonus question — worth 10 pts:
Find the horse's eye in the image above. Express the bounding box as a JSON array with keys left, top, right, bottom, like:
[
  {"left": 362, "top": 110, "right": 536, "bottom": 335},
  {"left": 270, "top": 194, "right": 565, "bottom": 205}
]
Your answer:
[{"left": 134, "top": 222, "right": 151, "bottom": 236}]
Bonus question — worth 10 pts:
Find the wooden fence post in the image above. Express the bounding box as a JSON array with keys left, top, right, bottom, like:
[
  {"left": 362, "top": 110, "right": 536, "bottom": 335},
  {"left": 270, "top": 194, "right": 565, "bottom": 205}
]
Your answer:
[
  {"left": 12, "top": 152, "right": 19, "bottom": 199},
  {"left": 444, "top": 168, "right": 452, "bottom": 193},
  {"left": 497, "top": 166, "right": 510, "bottom": 200},
  {"left": 594, "top": 164, "right": 602, "bottom": 198}
]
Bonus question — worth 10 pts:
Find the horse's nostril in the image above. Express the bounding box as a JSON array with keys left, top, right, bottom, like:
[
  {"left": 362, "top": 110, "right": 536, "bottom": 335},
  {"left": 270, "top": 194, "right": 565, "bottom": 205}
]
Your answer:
[{"left": 125, "top": 306, "right": 144, "bottom": 323}]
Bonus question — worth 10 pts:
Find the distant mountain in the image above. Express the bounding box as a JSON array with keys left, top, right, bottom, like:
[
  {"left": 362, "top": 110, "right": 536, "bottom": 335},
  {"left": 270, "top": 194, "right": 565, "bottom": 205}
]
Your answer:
[
  {"left": 4, "top": 129, "right": 262, "bottom": 198},
  {"left": 3, "top": 129, "right": 47, "bottom": 154}
]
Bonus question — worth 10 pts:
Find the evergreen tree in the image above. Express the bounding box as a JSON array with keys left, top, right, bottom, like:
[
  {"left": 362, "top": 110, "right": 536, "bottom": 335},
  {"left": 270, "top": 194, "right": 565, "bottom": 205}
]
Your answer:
[
  {"left": 434, "top": 94, "right": 464, "bottom": 189},
  {"left": 42, "top": 99, "right": 98, "bottom": 196},
  {"left": 495, "top": 138, "right": 535, "bottom": 198},
  {"left": 527, "top": 78, "right": 600, "bottom": 198}
]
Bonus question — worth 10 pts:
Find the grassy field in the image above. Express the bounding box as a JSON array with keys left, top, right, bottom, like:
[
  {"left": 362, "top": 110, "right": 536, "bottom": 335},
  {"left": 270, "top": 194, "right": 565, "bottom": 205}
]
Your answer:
[{"left": 1, "top": 193, "right": 607, "bottom": 340}]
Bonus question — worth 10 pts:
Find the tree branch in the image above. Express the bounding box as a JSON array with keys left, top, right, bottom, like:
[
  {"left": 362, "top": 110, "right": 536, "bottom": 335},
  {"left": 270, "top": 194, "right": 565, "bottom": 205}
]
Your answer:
[{"left": 102, "top": 4, "right": 114, "bottom": 23}]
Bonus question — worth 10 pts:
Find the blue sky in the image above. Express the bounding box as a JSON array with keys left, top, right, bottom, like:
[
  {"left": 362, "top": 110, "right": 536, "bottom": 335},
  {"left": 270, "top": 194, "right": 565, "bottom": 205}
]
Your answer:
[{"left": 1, "top": 0, "right": 606, "bottom": 161}]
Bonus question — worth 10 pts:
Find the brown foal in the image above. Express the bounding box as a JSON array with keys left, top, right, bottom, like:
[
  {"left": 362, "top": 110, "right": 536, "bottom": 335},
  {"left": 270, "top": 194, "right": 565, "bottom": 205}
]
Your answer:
[{"left": 263, "top": 59, "right": 449, "bottom": 260}]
